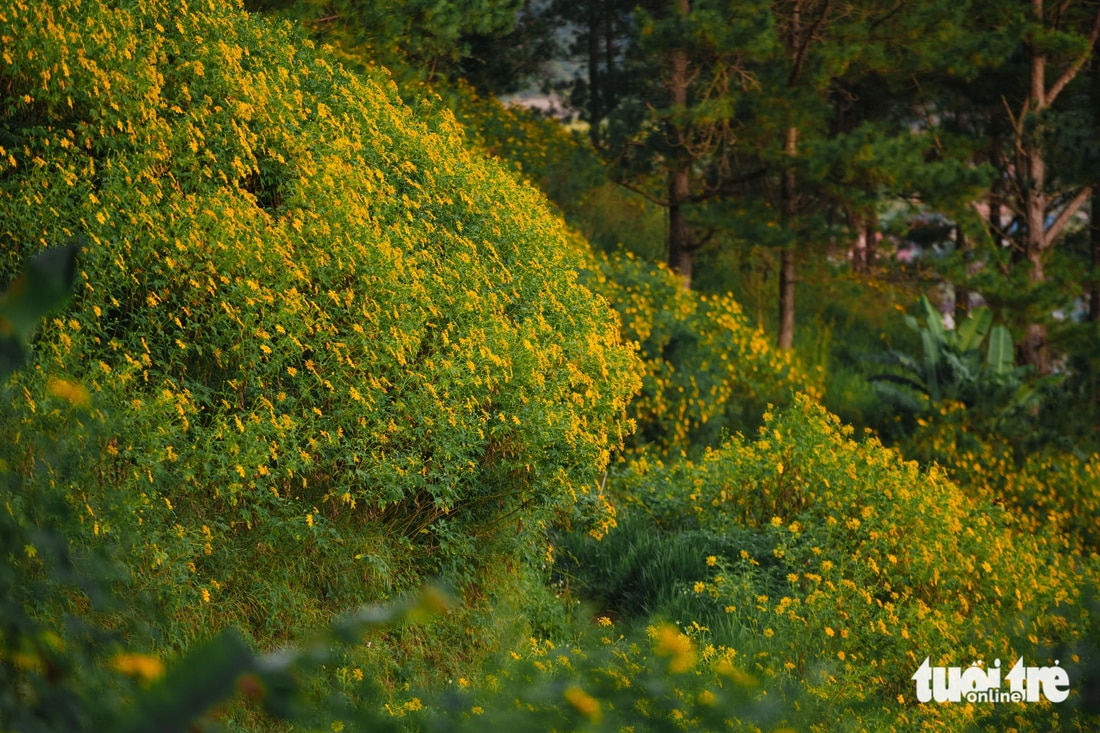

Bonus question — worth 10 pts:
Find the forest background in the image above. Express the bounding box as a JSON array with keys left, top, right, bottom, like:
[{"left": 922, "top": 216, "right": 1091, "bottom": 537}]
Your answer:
[{"left": 2, "top": 0, "right": 1100, "bottom": 730}]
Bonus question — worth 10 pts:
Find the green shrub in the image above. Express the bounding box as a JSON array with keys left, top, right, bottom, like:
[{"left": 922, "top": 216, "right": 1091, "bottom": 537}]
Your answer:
[
  {"left": 0, "top": 245, "right": 151, "bottom": 733},
  {"left": 0, "top": 0, "right": 638, "bottom": 657},
  {"left": 902, "top": 406, "right": 1100, "bottom": 555},
  {"left": 586, "top": 394, "right": 1100, "bottom": 730},
  {"left": 867, "top": 295, "right": 1037, "bottom": 427},
  {"left": 583, "top": 250, "right": 818, "bottom": 456}
]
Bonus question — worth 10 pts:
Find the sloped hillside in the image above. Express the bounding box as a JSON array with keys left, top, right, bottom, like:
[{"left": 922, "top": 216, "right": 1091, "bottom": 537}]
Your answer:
[{"left": 0, "top": 0, "right": 640, "bottom": 641}]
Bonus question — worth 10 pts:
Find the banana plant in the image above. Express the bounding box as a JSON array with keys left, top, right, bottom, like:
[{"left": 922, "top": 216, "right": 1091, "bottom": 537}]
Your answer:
[{"left": 867, "top": 295, "right": 1037, "bottom": 419}]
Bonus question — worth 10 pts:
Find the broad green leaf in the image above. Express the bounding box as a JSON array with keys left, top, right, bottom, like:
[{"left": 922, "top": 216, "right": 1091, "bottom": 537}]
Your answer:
[
  {"left": 986, "top": 324, "right": 1014, "bottom": 377},
  {"left": 0, "top": 241, "right": 81, "bottom": 340},
  {"left": 921, "top": 329, "right": 941, "bottom": 404},
  {"left": 0, "top": 242, "right": 81, "bottom": 377},
  {"left": 919, "top": 292, "right": 946, "bottom": 349},
  {"left": 956, "top": 307, "right": 992, "bottom": 353}
]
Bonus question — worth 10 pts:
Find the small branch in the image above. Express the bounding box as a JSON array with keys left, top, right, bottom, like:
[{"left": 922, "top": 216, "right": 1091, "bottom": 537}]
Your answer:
[
  {"left": 868, "top": 1, "right": 906, "bottom": 33},
  {"left": 311, "top": 14, "right": 341, "bottom": 24},
  {"left": 613, "top": 177, "right": 671, "bottom": 208},
  {"left": 789, "top": 0, "right": 832, "bottom": 86},
  {"left": 1042, "top": 185, "right": 1093, "bottom": 247},
  {"left": 689, "top": 166, "right": 768, "bottom": 203},
  {"left": 688, "top": 228, "right": 715, "bottom": 253},
  {"left": 1046, "top": 6, "right": 1100, "bottom": 106},
  {"left": 1001, "top": 95, "right": 1026, "bottom": 140}
]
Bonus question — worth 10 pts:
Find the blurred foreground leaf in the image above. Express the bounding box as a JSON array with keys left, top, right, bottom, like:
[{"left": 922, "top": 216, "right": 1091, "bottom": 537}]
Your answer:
[{"left": 0, "top": 241, "right": 82, "bottom": 377}]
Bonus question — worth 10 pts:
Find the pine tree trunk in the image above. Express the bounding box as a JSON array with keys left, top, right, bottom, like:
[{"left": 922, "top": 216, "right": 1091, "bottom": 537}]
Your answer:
[
  {"left": 666, "top": 0, "right": 693, "bottom": 289},
  {"left": 777, "top": 125, "right": 798, "bottom": 350},
  {"left": 778, "top": 248, "right": 796, "bottom": 350},
  {"left": 954, "top": 225, "right": 969, "bottom": 327},
  {"left": 1022, "top": 2, "right": 1052, "bottom": 374},
  {"left": 776, "top": 1, "right": 802, "bottom": 350},
  {"left": 865, "top": 213, "right": 878, "bottom": 270},
  {"left": 850, "top": 211, "right": 866, "bottom": 273},
  {"left": 1092, "top": 189, "right": 1100, "bottom": 321},
  {"left": 1021, "top": 248, "right": 1050, "bottom": 374},
  {"left": 669, "top": 166, "right": 693, "bottom": 288},
  {"left": 587, "top": 1, "right": 602, "bottom": 145},
  {"left": 1092, "top": 57, "right": 1100, "bottom": 322}
]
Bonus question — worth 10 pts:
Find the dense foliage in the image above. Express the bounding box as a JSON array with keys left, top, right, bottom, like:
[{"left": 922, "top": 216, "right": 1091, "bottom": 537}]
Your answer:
[
  {"left": 573, "top": 395, "right": 1100, "bottom": 729},
  {"left": 2, "top": 0, "right": 1099, "bottom": 731},
  {"left": 0, "top": 0, "right": 641, "bottom": 721},
  {"left": 584, "top": 249, "right": 818, "bottom": 456}
]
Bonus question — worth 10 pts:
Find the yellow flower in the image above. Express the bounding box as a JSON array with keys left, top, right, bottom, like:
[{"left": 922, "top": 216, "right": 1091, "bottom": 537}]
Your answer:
[
  {"left": 693, "top": 581, "right": 706, "bottom": 593},
  {"left": 706, "top": 555, "right": 717, "bottom": 567},
  {"left": 563, "top": 686, "right": 601, "bottom": 721},
  {"left": 654, "top": 624, "right": 695, "bottom": 673},
  {"left": 46, "top": 377, "right": 89, "bottom": 407},
  {"left": 111, "top": 653, "right": 165, "bottom": 681}
]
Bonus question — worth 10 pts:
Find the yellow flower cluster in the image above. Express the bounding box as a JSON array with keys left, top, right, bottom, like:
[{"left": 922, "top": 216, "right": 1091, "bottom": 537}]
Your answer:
[
  {"left": 620, "top": 394, "right": 1099, "bottom": 728},
  {"left": 904, "top": 402, "right": 1100, "bottom": 555},
  {"left": 0, "top": 0, "right": 641, "bottom": 648},
  {"left": 581, "top": 249, "right": 820, "bottom": 455}
]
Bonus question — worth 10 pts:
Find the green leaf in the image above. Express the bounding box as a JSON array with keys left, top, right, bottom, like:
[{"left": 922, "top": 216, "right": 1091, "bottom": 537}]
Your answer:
[
  {"left": 986, "top": 325, "right": 1014, "bottom": 377},
  {"left": 0, "top": 241, "right": 82, "bottom": 377},
  {"left": 115, "top": 630, "right": 258, "bottom": 733},
  {"left": 868, "top": 372, "right": 932, "bottom": 395},
  {"left": 918, "top": 295, "right": 946, "bottom": 349},
  {"left": 921, "top": 329, "right": 941, "bottom": 404},
  {"left": 955, "top": 307, "right": 992, "bottom": 353},
  {"left": 941, "top": 350, "right": 978, "bottom": 388},
  {"left": 0, "top": 241, "right": 81, "bottom": 340},
  {"left": 914, "top": 296, "right": 946, "bottom": 403}
]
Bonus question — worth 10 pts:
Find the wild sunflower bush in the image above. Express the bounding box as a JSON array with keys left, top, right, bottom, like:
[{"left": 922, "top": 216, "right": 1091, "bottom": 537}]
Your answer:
[
  {"left": 583, "top": 250, "right": 818, "bottom": 456},
  {"left": 597, "top": 395, "right": 1100, "bottom": 730},
  {"left": 902, "top": 405, "right": 1100, "bottom": 554},
  {"left": 0, "top": 0, "right": 639, "bottom": 648}
]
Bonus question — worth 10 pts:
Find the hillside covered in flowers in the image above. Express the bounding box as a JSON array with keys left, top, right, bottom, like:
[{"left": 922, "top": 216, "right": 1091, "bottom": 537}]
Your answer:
[{"left": 2, "top": 0, "right": 1098, "bottom": 731}]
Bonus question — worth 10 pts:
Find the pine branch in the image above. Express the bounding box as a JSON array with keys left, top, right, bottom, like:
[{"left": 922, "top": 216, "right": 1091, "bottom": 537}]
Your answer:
[{"left": 1046, "top": 6, "right": 1100, "bottom": 106}]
